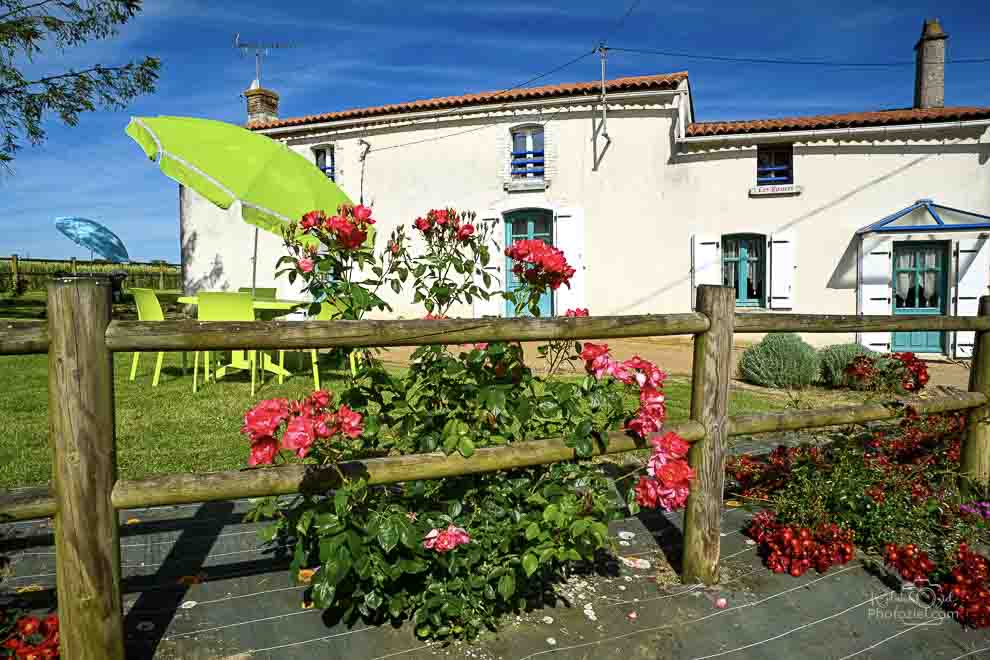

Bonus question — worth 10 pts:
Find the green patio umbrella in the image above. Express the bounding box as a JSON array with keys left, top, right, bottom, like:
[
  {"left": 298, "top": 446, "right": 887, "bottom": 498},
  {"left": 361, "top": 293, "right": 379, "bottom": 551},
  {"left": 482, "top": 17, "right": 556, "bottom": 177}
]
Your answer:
[{"left": 126, "top": 115, "right": 353, "bottom": 293}]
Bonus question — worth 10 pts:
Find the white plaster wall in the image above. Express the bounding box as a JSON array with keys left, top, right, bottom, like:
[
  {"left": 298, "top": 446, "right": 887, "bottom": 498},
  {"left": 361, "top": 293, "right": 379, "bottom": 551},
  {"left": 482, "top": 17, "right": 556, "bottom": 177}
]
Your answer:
[
  {"left": 181, "top": 92, "right": 990, "bottom": 345},
  {"left": 179, "top": 186, "right": 308, "bottom": 300}
]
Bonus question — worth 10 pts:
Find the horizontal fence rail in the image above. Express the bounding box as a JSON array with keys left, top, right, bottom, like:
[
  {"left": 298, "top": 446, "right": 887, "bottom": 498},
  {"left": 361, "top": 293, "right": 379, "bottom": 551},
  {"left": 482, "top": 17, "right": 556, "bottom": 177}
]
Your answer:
[
  {"left": 8, "top": 314, "right": 990, "bottom": 357},
  {"left": 104, "top": 314, "right": 712, "bottom": 352},
  {"left": 734, "top": 313, "right": 990, "bottom": 333},
  {"left": 106, "top": 313, "right": 990, "bottom": 352},
  {"left": 1, "top": 391, "right": 984, "bottom": 523},
  {"left": 0, "top": 321, "right": 48, "bottom": 355}
]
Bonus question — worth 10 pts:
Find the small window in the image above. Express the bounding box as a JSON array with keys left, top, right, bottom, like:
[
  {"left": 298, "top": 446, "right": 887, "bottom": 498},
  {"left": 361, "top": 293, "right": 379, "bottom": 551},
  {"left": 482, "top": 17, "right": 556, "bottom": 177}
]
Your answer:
[
  {"left": 756, "top": 145, "right": 793, "bottom": 185},
  {"left": 510, "top": 126, "right": 544, "bottom": 178},
  {"left": 722, "top": 234, "right": 766, "bottom": 307},
  {"left": 314, "top": 146, "right": 335, "bottom": 182}
]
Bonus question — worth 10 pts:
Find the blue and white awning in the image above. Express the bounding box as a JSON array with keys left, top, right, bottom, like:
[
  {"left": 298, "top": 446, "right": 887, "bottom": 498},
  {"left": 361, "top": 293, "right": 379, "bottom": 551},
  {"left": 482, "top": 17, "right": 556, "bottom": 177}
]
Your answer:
[{"left": 856, "top": 199, "right": 990, "bottom": 235}]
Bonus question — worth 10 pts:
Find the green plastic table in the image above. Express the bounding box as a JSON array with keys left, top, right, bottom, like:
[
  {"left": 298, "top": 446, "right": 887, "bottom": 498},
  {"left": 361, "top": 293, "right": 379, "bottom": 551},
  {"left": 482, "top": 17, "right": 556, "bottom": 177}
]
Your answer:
[{"left": 178, "top": 295, "right": 307, "bottom": 378}]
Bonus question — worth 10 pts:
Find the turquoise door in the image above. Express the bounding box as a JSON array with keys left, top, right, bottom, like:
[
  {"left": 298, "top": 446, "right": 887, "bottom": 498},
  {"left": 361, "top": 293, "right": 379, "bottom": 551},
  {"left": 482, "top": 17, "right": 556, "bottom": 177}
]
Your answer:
[
  {"left": 892, "top": 242, "right": 947, "bottom": 353},
  {"left": 504, "top": 209, "right": 553, "bottom": 317}
]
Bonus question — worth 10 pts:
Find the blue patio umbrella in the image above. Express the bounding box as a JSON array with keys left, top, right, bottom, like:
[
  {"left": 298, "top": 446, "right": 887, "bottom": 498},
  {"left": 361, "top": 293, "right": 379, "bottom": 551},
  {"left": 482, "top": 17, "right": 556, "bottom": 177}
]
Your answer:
[{"left": 54, "top": 217, "right": 130, "bottom": 263}]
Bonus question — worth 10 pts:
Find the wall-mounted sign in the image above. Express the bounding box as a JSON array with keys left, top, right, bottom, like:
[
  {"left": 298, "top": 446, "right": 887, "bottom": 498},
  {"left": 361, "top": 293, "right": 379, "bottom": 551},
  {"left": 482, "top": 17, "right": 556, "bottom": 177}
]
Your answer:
[{"left": 749, "top": 184, "right": 802, "bottom": 197}]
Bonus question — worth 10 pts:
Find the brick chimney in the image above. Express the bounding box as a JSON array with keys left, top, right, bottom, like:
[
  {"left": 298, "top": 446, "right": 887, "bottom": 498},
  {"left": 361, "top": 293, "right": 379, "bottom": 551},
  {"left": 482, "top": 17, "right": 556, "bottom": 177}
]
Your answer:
[
  {"left": 244, "top": 79, "right": 279, "bottom": 125},
  {"left": 914, "top": 18, "right": 947, "bottom": 109}
]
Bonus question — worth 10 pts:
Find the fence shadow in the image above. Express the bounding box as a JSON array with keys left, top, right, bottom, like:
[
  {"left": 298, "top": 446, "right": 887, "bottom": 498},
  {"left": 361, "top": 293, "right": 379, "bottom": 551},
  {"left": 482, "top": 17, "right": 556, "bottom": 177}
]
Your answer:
[{"left": 122, "top": 500, "right": 235, "bottom": 657}]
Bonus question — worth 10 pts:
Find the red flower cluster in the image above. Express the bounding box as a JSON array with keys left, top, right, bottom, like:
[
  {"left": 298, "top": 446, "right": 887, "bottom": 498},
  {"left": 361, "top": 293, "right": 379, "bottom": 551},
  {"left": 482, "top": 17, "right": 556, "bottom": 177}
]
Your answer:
[
  {"left": 504, "top": 239, "right": 576, "bottom": 291},
  {"left": 241, "top": 391, "right": 363, "bottom": 466},
  {"left": 843, "top": 352, "right": 929, "bottom": 393},
  {"left": 865, "top": 485, "right": 886, "bottom": 504},
  {"left": 883, "top": 543, "right": 936, "bottom": 586},
  {"left": 298, "top": 204, "right": 376, "bottom": 252},
  {"left": 2, "top": 614, "right": 59, "bottom": 658},
  {"left": 564, "top": 308, "right": 589, "bottom": 317},
  {"left": 634, "top": 432, "right": 694, "bottom": 511},
  {"left": 578, "top": 344, "right": 669, "bottom": 438},
  {"left": 412, "top": 208, "right": 476, "bottom": 243},
  {"left": 747, "top": 512, "right": 855, "bottom": 577},
  {"left": 884, "top": 542, "right": 990, "bottom": 628},
  {"left": 726, "top": 445, "right": 826, "bottom": 500},
  {"left": 943, "top": 543, "right": 990, "bottom": 628}
]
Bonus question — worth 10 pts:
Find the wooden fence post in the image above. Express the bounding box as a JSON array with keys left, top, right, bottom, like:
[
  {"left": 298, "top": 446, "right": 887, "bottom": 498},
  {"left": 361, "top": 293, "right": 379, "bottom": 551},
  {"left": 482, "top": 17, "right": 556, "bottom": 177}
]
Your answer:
[
  {"left": 963, "top": 295, "right": 990, "bottom": 492},
  {"left": 71, "top": 257, "right": 78, "bottom": 275},
  {"left": 10, "top": 254, "right": 18, "bottom": 291},
  {"left": 158, "top": 261, "right": 165, "bottom": 290},
  {"left": 682, "top": 284, "right": 735, "bottom": 585},
  {"left": 47, "top": 278, "right": 125, "bottom": 659}
]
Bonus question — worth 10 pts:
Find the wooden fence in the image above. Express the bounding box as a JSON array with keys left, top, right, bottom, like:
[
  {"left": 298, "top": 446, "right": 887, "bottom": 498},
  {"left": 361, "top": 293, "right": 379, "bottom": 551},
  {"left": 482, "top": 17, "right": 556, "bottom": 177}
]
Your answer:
[
  {"left": 1, "top": 278, "right": 990, "bottom": 659},
  {"left": 0, "top": 255, "right": 181, "bottom": 293}
]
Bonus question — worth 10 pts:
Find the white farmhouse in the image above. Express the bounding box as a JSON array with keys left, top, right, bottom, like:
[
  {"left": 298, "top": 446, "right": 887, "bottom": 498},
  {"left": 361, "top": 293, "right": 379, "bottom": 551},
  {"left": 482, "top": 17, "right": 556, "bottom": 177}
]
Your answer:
[{"left": 181, "top": 18, "right": 990, "bottom": 355}]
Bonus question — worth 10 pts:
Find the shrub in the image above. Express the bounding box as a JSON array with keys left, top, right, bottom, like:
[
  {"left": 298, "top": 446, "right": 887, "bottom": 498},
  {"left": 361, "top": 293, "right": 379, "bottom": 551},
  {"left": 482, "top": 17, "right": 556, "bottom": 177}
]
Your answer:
[
  {"left": 738, "top": 333, "right": 819, "bottom": 389},
  {"left": 819, "top": 343, "right": 874, "bottom": 388}
]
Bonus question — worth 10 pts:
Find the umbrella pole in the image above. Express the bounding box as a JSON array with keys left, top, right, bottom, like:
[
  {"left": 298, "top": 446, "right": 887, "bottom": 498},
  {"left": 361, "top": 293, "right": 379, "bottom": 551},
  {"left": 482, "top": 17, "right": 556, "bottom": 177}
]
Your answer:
[{"left": 252, "top": 227, "right": 258, "bottom": 297}]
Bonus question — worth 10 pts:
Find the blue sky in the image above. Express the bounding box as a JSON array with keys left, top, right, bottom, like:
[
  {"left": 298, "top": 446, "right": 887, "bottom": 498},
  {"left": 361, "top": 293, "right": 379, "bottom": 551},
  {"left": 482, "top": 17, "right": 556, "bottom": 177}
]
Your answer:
[{"left": 2, "top": 0, "right": 988, "bottom": 262}]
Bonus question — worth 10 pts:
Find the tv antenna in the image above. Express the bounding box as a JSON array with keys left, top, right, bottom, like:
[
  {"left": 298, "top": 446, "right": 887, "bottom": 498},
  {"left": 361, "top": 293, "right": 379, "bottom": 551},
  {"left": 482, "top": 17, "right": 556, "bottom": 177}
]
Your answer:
[{"left": 234, "top": 33, "right": 294, "bottom": 87}]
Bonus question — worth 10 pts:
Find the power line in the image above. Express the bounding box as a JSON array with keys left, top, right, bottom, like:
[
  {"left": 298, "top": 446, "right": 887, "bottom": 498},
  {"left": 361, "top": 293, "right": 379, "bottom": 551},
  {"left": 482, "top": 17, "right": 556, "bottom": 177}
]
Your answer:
[{"left": 608, "top": 46, "right": 990, "bottom": 67}]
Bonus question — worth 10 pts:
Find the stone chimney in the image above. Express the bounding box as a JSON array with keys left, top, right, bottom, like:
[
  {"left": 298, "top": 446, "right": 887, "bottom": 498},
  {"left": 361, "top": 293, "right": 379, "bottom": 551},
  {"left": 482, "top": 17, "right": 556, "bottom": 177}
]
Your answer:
[
  {"left": 914, "top": 18, "right": 947, "bottom": 109},
  {"left": 244, "top": 79, "right": 279, "bottom": 125}
]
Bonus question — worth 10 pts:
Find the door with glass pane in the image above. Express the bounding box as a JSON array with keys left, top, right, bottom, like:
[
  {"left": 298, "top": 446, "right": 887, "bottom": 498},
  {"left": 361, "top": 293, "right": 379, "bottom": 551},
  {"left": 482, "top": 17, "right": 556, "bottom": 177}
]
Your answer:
[
  {"left": 892, "top": 242, "right": 947, "bottom": 353},
  {"left": 722, "top": 234, "right": 765, "bottom": 307},
  {"left": 504, "top": 209, "right": 553, "bottom": 317}
]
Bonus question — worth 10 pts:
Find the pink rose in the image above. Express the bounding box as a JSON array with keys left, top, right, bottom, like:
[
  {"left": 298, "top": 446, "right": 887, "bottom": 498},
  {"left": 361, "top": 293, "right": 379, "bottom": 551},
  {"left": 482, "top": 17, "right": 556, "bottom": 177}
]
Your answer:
[
  {"left": 336, "top": 404, "right": 364, "bottom": 438},
  {"left": 248, "top": 438, "right": 279, "bottom": 466},
  {"left": 281, "top": 415, "right": 315, "bottom": 458},
  {"left": 414, "top": 217, "right": 433, "bottom": 233},
  {"left": 456, "top": 223, "right": 475, "bottom": 241},
  {"left": 565, "top": 308, "right": 589, "bottom": 317},
  {"left": 298, "top": 258, "right": 314, "bottom": 273},
  {"left": 242, "top": 398, "right": 290, "bottom": 440},
  {"left": 423, "top": 525, "right": 470, "bottom": 553},
  {"left": 309, "top": 390, "right": 332, "bottom": 410},
  {"left": 353, "top": 204, "right": 374, "bottom": 224}
]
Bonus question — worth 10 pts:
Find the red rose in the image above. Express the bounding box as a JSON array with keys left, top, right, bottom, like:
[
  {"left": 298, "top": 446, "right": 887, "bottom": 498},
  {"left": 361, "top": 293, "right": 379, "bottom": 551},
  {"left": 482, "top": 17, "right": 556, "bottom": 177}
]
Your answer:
[
  {"left": 281, "top": 415, "right": 315, "bottom": 458},
  {"left": 456, "top": 223, "right": 475, "bottom": 241},
  {"left": 248, "top": 438, "right": 279, "bottom": 466}
]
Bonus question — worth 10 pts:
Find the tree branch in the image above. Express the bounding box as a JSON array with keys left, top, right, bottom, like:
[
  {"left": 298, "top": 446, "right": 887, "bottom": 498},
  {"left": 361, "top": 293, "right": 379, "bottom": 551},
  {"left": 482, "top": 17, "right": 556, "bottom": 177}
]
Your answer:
[
  {"left": 0, "top": 0, "right": 62, "bottom": 23},
  {"left": 0, "top": 63, "right": 134, "bottom": 96}
]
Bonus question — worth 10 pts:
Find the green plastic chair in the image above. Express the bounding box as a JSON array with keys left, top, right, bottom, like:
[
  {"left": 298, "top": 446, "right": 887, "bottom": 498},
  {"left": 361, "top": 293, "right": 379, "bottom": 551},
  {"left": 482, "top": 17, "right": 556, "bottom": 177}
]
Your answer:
[
  {"left": 277, "top": 300, "right": 343, "bottom": 390},
  {"left": 194, "top": 292, "right": 258, "bottom": 395},
  {"left": 238, "top": 287, "right": 277, "bottom": 300},
  {"left": 128, "top": 288, "right": 186, "bottom": 386}
]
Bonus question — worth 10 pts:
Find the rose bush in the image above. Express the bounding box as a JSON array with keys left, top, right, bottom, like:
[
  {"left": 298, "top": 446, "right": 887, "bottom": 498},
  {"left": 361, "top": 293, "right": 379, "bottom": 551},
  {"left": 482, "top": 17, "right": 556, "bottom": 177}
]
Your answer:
[{"left": 248, "top": 207, "right": 687, "bottom": 640}]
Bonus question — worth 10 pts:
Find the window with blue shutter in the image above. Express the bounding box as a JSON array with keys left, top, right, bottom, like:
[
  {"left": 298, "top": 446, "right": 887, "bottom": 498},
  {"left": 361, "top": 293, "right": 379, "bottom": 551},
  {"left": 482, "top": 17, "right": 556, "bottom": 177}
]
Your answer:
[
  {"left": 756, "top": 145, "right": 793, "bottom": 185},
  {"left": 315, "top": 146, "right": 335, "bottom": 182},
  {"left": 511, "top": 126, "right": 544, "bottom": 179}
]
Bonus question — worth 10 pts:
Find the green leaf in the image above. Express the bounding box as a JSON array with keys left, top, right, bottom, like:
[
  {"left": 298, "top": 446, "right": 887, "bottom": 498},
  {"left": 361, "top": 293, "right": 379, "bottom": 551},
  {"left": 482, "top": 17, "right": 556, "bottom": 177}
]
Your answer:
[
  {"left": 378, "top": 517, "right": 400, "bottom": 553},
  {"left": 311, "top": 573, "right": 336, "bottom": 608},
  {"left": 334, "top": 489, "right": 349, "bottom": 516},
  {"left": 543, "top": 504, "right": 560, "bottom": 525},
  {"left": 525, "top": 522, "right": 541, "bottom": 540},
  {"left": 364, "top": 591, "right": 384, "bottom": 611},
  {"left": 522, "top": 553, "right": 539, "bottom": 577},
  {"left": 497, "top": 572, "right": 516, "bottom": 600},
  {"left": 459, "top": 436, "right": 475, "bottom": 458},
  {"left": 570, "top": 519, "right": 590, "bottom": 536}
]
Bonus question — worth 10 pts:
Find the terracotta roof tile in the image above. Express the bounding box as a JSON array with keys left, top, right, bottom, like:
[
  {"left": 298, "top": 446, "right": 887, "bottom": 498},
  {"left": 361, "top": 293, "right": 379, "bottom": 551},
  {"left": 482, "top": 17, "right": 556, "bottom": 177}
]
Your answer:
[
  {"left": 685, "top": 106, "right": 990, "bottom": 137},
  {"left": 250, "top": 72, "right": 688, "bottom": 130}
]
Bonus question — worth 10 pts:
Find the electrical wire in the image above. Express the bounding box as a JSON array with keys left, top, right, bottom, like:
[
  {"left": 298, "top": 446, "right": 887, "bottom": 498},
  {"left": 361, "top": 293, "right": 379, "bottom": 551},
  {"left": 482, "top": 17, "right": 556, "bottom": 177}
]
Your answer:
[{"left": 608, "top": 46, "right": 990, "bottom": 67}]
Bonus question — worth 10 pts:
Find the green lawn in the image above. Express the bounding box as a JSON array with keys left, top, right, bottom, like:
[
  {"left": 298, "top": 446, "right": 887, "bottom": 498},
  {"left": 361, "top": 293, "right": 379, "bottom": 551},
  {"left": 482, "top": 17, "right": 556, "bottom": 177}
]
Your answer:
[{"left": 0, "top": 347, "right": 785, "bottom": 489}]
